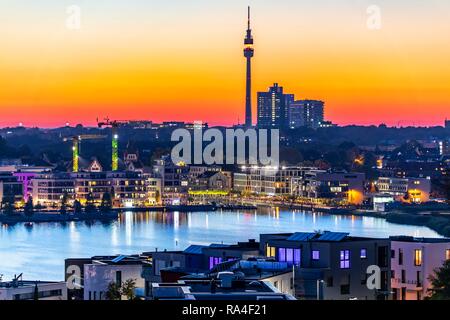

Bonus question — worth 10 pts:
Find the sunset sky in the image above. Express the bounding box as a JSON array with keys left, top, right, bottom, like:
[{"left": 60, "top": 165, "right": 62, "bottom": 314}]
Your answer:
[{"left": 1, "top": 0, "right": 450, "bottom": 128}]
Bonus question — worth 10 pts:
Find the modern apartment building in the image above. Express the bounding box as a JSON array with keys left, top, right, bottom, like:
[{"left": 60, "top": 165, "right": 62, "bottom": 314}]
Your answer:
[
  {"left": 260, "top": 231, "right": 391, "bottom": 300},
  {"left": 376, "top": 177, "right": 431, "bottom": 203},
  {"left": 390, "top": 236, "right": 450, "bottom": 300},
  {"left": 291, "top": 170, "right": 366, "bottom": 205},
  {"left": 83, "top": 255, "right": 150, "bottom": 300},
  {"left": 233, "top": 166, "right": 314, "bottom": 196},
  {"left": 0, "top": 277, "right": 66, "bottom": 300}
]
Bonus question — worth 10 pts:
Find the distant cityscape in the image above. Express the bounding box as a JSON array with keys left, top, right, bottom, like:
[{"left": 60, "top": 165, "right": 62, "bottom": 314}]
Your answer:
[{"left": 0, "top": 5, "right": 450, "bottom": 303}]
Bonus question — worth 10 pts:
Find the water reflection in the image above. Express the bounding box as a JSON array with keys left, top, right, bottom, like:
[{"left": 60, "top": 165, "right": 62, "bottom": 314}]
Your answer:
[{"left": 0, "top": 208, "right": 442, "bottom": 281}]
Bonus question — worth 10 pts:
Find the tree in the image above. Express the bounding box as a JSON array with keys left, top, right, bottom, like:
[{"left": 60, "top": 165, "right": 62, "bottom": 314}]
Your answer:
[
  {"left": 24, "top": 197, "right": 34, "bottom": 216},
  {"left": 100, "top": 192, "right": 112, "bottom": 212},
  {"left": 105, "top": 282, "right": 122, "bottom": 301},
  {"left": 104, "top": 278, "right": 137, "bottom": 301},
  {"left": 121, "top": 279, "right": 137, "bottom": 300},
  {"left": 427, "top": 260, "right": 450, "bottom": 300},
  {"left": 1, "top": 196, "right": 15, "bottom": 215},
  {"left": 60, "top": 191, "right": 68, "bottom": 214},
  {"left": 73, "top": 199, "right": 82, "bottom": 214}
]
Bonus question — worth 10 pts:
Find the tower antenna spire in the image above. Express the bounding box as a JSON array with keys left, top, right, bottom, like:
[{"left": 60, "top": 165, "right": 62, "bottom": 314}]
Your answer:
[{"left": 243, "top": 6, "right": 254, "bottom": 128}]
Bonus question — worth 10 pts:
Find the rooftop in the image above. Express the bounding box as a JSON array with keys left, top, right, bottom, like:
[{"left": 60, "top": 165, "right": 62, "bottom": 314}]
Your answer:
[
  {"left": 390, "top": 236, "right": 450, "bottom": 243},
  {"left": 151, "top": 278, "right": 295, "bottom": 301},
  {"left": 267, "top": 231, "right": 388, "bottom": 243}
]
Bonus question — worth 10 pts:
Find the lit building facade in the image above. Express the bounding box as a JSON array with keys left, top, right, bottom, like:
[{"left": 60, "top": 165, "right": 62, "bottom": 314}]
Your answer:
[
  {"left": 288, "top": 100, "right": 325, "bottom": 129},
  {"left": 233, "top": 166, "right": 312, "bottom": 196},
  {"left": 390, "top": 236, "right": 450, "bottom": 300},
  {"left": 376, "top": 177, "right": 431, "bottom": 203},
  {"left": 257, "top": 83, "right": 294, "bottom": 128},
  {"left": 291, "top": 170, "right": 365, "bottom": 205},
  {"left": 31, "top": 172, "right": 75, "bottom": 207},
  {"left": 260, "top": 232, "right": 391, "bottom": 300}
]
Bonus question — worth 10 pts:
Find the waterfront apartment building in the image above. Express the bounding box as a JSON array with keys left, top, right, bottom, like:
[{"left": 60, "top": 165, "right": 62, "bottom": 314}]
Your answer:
[
  {"left": 260, "top": 232, "right": 391, "bottom": 300},
  {"left": 288, "top": 100, "right": 325, "bottom": 129},
  {"left": 291, "top": 170, "right": 366, "bottom": 205},
  {"left": 30, "top": 171, "right": 159, "bottom": 208},
  {"left": 108, "top": 171, "right": 148, "bottom": 207},
  {"left": 376, "top": 177, "right": 431, "bottom": 203},
  {"left": 233, "top": 166, "right": 314, "bottom": 196},
  {"left": 72, "top": 171, "right": 111, "bottom": 205},
  {"left": 390, "top": 236, "right": 450, "bottom": 300},
  {"left": 257, "top": 83, "right": 294, "bottom": 128},
  {"left": 153, "top": 155, "right": 190, "bottom": 205},
  {"left": 31, "top": 172, "right": 75, "bottom": 207}
]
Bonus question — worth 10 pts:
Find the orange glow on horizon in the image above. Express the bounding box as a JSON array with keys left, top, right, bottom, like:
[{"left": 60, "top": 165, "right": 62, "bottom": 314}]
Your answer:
[{"left": 1, "top": 2, "right": 449, "bottom": 128}]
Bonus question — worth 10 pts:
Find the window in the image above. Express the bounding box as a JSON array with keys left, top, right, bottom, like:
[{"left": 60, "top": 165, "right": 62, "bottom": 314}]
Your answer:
[
  {"left": 278, "top": 248, "right": 301, "bottom": 266},
  {"left": 398, "top": 249, "right": 403, "bottom": 265},
  {"left": 401, "top": 270, "right": 406, "bottom": 283},
  {"left": 446, "top": 249, "right": 450, "bottom": 261},
  {"left": 286, "top": 248, "right": 294, "bottom": 263},
  {"left": 391, "top": 270, "right": 395, "bottom": 279},
  {"left": 326, "top": 277, "right": 333, "bottom": 287},
  {"left": 266, "top": 245, "right": 276, "bottom": 258},
  {"left": 312, "top": 250, "right": 320, "bottom": 260},
  {"left": 340, "top": 250, "right": 350, "bottom": 269},
  {"left": 414, "top": 249, "right": 422, "bottom": 266},
  {"left": 391, "top": 250, "right": 395, "bottom": 259},
  {"left": 340, "top": 284, "right": 350, "bottom": 295},
  {"left": 293, "top": 249, "right": 301, "bottom": 266},
  {"left": 417, "top": 271, "right": 422, "bottom": 287},
  {"left": 209, "top": 257, "right": 223, "bottom": 269},
  {"left": 278, "top": 248, "right": 286, "bottom": 262},
  {"left": 360, "top": 249, "right": 367, "bottom": 259},
  {"left": 116, "top": 271, "right": 122, "bottom": 285}
]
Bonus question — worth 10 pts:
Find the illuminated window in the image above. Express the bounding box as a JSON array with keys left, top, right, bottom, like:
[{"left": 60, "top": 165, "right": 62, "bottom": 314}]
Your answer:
[
  {"left": 340, "top": 250, "right": 350, "bottom": 269},
  {"left": 266, "top": 245, "right": 276, "bottom": 258},
  {"left": 414, "top": 249, "right": 422, "bottom": 266},
  {"left": 312, "top": 250, "right": 320, "bottom": 260},
  {"left": 209, "top": 257, "right": 223, "bottom": 269},
  {"left": 360, "top": 249, "right": 367, "bottom": 259},
  {"left": 278, "top": 248, "right": 301, "bottom": 266},
  {"left": 446, "top": 249, "right": 450, "bottom": 261}
]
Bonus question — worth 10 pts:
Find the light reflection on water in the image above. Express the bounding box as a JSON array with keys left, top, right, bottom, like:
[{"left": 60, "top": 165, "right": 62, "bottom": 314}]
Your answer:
[{"left": 0, "top": 208, "right": 441, "bottom": 281}]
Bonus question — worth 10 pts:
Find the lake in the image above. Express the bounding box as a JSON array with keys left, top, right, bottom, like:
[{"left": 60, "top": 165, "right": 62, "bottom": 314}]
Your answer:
[{"left": 0, "top": 208, "right": 441, "bottom": 281}]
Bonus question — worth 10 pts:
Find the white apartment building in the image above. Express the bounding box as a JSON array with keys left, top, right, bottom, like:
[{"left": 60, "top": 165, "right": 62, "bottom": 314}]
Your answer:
[
  {"left": 233, "top": 166, "right": 316, "bottom": 196},
  {"left": 83, "top": 256, "right": 149, "bottom": 300},
  {"left": 390, "top": 236, "right": 450, "bottom": 300},
  {"left": 0, "top": 278, "right": 67, "bottom": 300}
]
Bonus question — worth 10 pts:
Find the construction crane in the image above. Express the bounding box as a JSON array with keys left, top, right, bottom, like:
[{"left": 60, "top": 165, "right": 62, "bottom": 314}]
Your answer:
[
  {"left": 63, "top": 135, "right": 107, "bottom": 172},
  {"left": 97, "top": 118, "right": 130, "bottom": 171}
]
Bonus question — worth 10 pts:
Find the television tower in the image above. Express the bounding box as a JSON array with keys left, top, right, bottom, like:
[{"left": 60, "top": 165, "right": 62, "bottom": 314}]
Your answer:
[{"left": 244, "top": 6, "right": 254, "bottom": 127}]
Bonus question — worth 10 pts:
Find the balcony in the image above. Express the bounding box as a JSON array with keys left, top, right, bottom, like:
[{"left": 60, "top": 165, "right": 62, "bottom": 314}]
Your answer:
[{"left": 391, "top": 278, "right": 423, "bottom": 290}]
